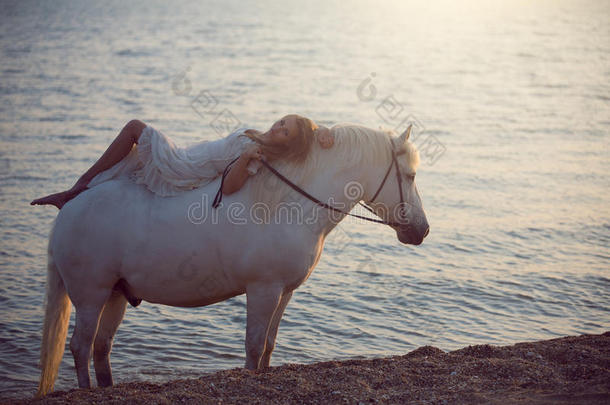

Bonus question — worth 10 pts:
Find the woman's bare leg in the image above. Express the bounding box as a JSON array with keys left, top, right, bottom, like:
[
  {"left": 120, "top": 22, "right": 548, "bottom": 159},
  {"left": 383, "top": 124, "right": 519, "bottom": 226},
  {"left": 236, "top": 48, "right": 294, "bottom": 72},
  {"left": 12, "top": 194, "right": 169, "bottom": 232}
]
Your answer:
[{"left": 30, "top": 119, "right": 147, "bottom": 209}]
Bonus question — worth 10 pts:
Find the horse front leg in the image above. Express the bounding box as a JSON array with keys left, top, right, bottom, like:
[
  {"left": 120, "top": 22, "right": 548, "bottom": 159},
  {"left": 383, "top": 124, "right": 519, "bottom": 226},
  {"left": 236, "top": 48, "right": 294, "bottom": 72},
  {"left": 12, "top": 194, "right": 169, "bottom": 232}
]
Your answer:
[
  {"left": 244, "top": 283, "right": 283, "bottom": 370},
  {"left": 260, "top": 290, "right": 293, "bottom": 368}
]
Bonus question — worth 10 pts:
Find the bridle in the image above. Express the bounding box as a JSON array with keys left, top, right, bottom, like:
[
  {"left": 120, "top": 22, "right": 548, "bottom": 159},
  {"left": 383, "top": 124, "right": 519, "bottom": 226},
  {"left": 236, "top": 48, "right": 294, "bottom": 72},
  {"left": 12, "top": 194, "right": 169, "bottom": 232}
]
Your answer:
[
  {"left": 212, "top": 137, "right": 413, "bottom": 228},
  {"left": 362, "top": 139, "right": 409, "bottom": 221}
]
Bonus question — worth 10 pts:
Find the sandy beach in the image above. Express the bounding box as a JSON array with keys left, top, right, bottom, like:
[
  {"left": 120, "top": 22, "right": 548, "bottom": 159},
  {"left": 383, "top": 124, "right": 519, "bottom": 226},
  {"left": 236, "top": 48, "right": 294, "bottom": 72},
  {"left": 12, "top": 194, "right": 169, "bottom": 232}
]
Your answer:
[{"left": 8, "top": 332, "right": 607, "bottom": 404}]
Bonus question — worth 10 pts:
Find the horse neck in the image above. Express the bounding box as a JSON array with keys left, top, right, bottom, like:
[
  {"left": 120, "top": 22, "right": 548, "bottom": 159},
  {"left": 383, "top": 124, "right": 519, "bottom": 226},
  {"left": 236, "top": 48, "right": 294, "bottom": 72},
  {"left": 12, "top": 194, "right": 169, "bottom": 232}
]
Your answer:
[
  {"left": 290, "top": 132, "right": 393, "bottom": 235},
  {"left": 299, "top": 163, "right": 371, "bottom": 236}
]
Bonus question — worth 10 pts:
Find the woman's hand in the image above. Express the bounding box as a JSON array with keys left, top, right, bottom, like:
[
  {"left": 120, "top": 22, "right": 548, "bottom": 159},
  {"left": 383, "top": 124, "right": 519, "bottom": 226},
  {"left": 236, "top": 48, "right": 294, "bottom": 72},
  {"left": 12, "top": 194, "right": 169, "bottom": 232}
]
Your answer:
[{"left": 316, "top": 126, "right": 334, "bottom": 149}]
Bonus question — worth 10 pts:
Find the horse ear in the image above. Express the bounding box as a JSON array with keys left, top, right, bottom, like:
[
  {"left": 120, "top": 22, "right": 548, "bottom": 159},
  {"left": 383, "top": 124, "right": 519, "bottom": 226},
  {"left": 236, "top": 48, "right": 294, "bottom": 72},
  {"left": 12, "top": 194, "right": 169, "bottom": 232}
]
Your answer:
[{"left": 399, "top": 125, "right": 412, "bottom": 143}]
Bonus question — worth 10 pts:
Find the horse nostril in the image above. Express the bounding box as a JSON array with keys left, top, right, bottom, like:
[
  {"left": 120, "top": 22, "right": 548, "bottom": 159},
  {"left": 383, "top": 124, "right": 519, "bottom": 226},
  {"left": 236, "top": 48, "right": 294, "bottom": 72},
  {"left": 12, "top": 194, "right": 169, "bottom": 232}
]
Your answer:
[{"left": 423, "top": 227, "right": 430, "bottom": 238}]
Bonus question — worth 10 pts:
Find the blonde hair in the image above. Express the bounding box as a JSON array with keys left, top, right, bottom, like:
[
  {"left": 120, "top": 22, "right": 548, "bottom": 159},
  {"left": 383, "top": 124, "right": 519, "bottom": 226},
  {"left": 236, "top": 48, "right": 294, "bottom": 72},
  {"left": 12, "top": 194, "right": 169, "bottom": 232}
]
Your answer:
[{"left": 239, "top": 115, "right": 318, "bottom": 164}]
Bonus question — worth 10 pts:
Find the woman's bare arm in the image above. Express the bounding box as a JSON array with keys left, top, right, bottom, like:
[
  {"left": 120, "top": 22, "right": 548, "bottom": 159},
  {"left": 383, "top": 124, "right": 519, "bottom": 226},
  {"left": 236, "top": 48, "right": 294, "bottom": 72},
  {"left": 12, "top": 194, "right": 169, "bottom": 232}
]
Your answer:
[{"left": 222, "top": 144, "right": 262, "bottom": 195}]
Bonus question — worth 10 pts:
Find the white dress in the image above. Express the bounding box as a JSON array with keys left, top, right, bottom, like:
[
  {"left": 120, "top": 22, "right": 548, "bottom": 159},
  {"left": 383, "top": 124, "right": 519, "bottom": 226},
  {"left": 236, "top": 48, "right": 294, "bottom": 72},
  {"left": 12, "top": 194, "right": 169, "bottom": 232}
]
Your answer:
[{"left": 87, "top": 126, "right": 262, "bottom": 196}]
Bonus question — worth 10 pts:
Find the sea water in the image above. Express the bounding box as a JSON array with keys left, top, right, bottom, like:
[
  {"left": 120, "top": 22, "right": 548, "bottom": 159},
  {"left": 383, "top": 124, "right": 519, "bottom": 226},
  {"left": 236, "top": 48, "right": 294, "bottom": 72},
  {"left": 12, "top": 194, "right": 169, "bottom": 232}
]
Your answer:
[{"left": 0, "top": 0, "right": 608, "bottom": 398}]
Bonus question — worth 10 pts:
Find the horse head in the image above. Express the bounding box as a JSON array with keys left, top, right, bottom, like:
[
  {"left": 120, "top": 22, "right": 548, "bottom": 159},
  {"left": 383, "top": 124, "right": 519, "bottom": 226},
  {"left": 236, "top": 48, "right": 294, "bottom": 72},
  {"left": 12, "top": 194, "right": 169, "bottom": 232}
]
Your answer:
[{"left": 360, "top": 125, "right": 429, "bottom": 245}]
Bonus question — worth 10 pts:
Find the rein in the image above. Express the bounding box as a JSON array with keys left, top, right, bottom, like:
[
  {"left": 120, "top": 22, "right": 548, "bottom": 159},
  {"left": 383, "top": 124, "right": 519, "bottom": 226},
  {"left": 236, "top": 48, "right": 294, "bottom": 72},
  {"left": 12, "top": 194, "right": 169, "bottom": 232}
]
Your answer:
[
  {"left": 212, "top": 140, "right": 411, "bottom": 228},
  {"left": 258, "top": 158, "right": 405, "bottom": 227}
]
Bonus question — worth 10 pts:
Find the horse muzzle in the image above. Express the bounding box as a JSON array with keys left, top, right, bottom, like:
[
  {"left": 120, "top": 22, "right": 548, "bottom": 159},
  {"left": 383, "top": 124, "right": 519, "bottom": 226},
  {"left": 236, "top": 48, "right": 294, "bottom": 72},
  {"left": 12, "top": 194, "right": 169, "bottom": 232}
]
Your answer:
[{"left": 396, "top": 224, "right": 429, "bottom": 245}]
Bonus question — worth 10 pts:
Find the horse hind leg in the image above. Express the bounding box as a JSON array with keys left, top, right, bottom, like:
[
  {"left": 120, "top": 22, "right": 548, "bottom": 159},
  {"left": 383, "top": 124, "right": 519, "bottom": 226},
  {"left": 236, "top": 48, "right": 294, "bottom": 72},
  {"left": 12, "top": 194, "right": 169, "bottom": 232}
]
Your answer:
[
  {"left": 69, "top": 289, "right": 111, "bottom": 389},
  {"left": 93, "top": 289, "right": 127, "bottom": 387}
]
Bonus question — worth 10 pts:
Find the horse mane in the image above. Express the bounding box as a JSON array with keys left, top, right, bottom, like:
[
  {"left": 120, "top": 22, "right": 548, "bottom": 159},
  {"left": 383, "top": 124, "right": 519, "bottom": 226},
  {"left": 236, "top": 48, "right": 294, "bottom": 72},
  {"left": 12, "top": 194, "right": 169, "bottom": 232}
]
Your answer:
[{"left": 245, "top": 123, "right": 420, "bottom": 212}]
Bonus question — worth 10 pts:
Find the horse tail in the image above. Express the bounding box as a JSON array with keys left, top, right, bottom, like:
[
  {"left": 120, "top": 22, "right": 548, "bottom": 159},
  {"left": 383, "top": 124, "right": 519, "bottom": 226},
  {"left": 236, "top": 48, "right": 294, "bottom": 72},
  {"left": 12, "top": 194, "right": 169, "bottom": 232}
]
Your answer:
[{"left": 36, "top": 252, "right": 71, "bottom": 397}]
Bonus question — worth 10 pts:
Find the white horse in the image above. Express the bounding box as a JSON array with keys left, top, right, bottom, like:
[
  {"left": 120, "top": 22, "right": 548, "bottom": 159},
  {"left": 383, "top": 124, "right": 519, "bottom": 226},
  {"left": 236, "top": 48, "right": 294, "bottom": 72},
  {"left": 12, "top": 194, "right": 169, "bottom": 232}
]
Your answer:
[{"left": 36, "top": 124, "right": 429, "bottom": 396}]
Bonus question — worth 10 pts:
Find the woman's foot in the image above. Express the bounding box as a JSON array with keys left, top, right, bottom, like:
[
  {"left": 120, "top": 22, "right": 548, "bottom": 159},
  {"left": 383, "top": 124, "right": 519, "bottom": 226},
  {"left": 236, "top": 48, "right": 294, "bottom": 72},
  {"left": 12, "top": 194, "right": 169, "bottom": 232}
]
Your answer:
[
  {"left": 30, "top": 184, "right": 88, "bottom": 209},
  {"left": 30, "top": 191, "right": 71, "bottom": 209}
]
